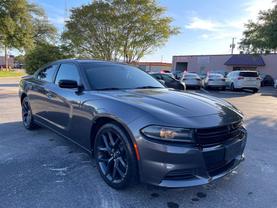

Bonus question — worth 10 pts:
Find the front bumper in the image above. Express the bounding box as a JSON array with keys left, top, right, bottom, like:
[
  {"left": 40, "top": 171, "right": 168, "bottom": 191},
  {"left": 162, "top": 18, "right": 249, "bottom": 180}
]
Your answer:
[{"left": 138, "top": 132, "right": 247, "bottom": 188}]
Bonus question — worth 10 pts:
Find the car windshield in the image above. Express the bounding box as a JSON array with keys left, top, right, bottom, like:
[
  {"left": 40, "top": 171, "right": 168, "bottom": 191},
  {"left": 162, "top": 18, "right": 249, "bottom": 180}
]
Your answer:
[
  {"left": 239, "top": 72, "right": 259, "bottom": 77},
  {"left": 82, "top": 62, "right": 165, "bottom": 90},
  {"left": 209, "top": 74, "right": 224, "bottom": 79},
  {"left": 183, "top": 73, "right": 199, "bottom": 79}
]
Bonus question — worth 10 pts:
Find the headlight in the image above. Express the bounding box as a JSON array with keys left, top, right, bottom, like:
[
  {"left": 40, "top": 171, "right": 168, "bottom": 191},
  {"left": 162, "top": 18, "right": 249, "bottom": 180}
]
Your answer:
[{"left": 141, "top": 125, "right": 194, "bottom": 143}]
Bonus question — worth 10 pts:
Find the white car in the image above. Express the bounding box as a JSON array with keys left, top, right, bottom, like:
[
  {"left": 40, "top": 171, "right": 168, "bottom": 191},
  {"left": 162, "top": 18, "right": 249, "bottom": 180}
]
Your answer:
[
  {"left": 204, "top": 73, "right": 226, "bottom": 90},
  {"left": 226, "top": 71, "right": 261, "bottom": 93}
]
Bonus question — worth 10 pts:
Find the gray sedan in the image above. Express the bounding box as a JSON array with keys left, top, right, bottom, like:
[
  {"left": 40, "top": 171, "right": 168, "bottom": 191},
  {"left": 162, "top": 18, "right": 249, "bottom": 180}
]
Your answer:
[{"left": 19, "top": 59, "right": 246, "bottom": 189}]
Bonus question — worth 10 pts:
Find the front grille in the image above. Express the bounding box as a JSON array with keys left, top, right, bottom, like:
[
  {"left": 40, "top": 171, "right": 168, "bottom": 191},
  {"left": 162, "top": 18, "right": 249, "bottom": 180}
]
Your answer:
[
  {"left": 208, "top": 159, "right": 236, "bottom": 177},
  {"left": 195, "top": 122, "right": 243, "bottom": 146},
  {"left": 164, "top": 169, "right": 195, "bottom": 180}
]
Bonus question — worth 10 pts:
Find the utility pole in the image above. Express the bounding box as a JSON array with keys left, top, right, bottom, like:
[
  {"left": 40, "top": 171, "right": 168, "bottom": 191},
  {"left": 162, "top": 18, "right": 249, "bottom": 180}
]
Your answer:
[
  {"left": 230, "top": 37, "right": 236, "bottom": 54},
  {"left": 4, "top": 45, "right": 8, "bottom": 70}
]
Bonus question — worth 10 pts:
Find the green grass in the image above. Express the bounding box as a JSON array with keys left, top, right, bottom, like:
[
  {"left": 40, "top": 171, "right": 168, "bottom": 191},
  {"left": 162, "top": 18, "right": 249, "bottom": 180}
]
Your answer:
[{"left": 0, "top": 70, "right": 26, "bottom": 77}]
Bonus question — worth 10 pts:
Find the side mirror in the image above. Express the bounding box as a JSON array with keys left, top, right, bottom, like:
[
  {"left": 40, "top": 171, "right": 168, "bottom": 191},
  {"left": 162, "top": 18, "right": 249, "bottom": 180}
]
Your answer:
[{"left": 58, "top": 80, "right": 78, "bottom": 89}]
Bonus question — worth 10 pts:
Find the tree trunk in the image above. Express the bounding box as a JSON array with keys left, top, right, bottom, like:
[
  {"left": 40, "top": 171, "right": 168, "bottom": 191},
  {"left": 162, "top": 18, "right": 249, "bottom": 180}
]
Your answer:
[{"left": 4, "top": 45, "right": 8, "bottom": 71}]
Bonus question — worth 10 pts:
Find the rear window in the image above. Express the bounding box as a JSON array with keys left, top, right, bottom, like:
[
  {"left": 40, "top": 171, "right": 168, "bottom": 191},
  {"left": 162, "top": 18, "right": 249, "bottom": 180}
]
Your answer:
[
  {"left": 184, "top": 74, "right": 199, "bottom": 78},
  {"left": 209, "top": 74, "right": 223, "bottom": 78},
  {"left": 239, "top": 72, "right": 258, "bottom": 77}
]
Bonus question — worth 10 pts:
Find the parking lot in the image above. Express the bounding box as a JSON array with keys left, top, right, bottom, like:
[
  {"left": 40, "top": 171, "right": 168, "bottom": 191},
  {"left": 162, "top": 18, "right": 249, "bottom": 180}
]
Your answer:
[{"left": 1, "top": 77, "right": 277, "bottom": 208}]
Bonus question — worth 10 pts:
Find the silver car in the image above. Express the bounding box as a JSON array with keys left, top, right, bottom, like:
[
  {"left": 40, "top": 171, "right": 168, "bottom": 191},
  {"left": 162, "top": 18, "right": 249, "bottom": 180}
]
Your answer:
[
  {"left": 204, "top": 73, "right": 226, "bottom": 90},
  {"left": 181, "top": 73, "right": 202, "bottom": 89}
]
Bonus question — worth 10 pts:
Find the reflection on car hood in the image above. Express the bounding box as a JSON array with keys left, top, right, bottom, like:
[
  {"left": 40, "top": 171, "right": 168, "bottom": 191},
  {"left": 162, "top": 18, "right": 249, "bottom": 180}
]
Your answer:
[{"left": 101, "top": 88, "right": 242, "bottom": 119}]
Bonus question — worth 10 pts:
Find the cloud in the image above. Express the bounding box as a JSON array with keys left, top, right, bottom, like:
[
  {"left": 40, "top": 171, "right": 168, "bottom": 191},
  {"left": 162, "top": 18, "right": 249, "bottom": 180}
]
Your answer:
[
  {"left": 185, "top": 0, "right": 275, "bottom": 43},
  {"left": 243, "top": 0, "right": 275, "bottom": 19},
  {"left": 185, "top": 17, "right": 221, "bottom": 31}
]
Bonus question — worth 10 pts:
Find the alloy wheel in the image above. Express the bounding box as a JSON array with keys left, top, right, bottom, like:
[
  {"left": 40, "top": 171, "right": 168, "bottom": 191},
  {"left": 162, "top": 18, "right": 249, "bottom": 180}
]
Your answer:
[
  {"left": 96, "top": 129, "right": 128, "bottom": 183},
  {"left": 22, "top": 98, "right": 32, "bottom": 127}
]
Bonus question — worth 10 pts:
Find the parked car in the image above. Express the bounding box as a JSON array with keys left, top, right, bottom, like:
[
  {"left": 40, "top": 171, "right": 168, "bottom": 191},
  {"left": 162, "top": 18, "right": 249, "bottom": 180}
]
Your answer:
[
  {"left": 226, "top": 71, "right": 261, "bottom": 93},
  {"left": 204, "top": 73, "right": 226, "bottom": 90},
  {"left": 172, "top": 71, "right": 184, "bottom": 80},
  {"left": 181, "top": 72, "right": 202, "bottom": 89},
  {"left": 150, "top": 73, "right": 186, "bottom": 90},
  {"left": 260, "top": 74, "right": 274, "bottom": 87},
  {"left": 19, "top": 59, "right": 246, "bottom": 189},
  {"left": 274, "top": 80, "right": 277, "bottom": 88}
]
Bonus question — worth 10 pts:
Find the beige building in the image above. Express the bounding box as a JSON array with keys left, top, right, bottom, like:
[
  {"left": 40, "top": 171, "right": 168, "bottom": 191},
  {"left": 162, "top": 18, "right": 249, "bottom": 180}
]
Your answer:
[
  {"left": 172, "top": 54, "right": 277, "bottom": 79},
  {"left": 134, "top": 62, "right": 172, "bottom": 73}
]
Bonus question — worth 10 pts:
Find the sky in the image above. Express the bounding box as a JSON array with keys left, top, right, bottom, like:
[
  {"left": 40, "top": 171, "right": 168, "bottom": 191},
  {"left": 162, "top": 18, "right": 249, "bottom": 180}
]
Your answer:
[{"left": 28, "top": 0, "right": 275, "bottom": 62}]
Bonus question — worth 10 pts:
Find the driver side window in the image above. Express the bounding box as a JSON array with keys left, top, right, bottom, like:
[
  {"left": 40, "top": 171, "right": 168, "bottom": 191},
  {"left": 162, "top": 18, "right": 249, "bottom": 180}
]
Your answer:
[
  {"left": 37, "top": 65, "right": 58, "bottom": 82},
  {"left": 55, "top": 63, "right": 80, "bottom": 85}
]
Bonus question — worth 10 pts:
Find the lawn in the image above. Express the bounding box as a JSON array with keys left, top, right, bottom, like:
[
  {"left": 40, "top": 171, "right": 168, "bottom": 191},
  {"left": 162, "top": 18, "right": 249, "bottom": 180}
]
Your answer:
[{"left": 0, "top": 70, "right": 26, "bottom": 77}]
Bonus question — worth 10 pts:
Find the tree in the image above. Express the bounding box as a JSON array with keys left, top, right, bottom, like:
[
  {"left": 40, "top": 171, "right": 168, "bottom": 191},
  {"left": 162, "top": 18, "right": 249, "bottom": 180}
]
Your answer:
[
  {"left": 240, "top": 2, "right": 277, "bottom": 53},
  {"left": 0, "top": 0, "right": 33, "bottom": 69},
  {"left": 25, "top": 43, "right": 69, "bottom": 74},
  {"left": 62, "top": 0, "right": 179, "bottom": 62},
  {"left": 0, "top": 0, "right": 57, "bottom": 69},
  {"left": 28, "top": 3, "right": 57, "bottom": 45}
]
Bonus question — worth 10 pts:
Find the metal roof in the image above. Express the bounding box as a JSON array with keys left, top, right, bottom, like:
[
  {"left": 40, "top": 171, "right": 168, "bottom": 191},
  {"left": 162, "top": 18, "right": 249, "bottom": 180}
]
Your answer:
[{"left": 224, "top": 54, "right": 265, "bottom": 66}]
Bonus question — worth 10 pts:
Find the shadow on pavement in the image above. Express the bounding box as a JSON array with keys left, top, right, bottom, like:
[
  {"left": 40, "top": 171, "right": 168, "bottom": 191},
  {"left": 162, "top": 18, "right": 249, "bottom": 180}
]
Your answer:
[{"left": 1, "top": 116, "right": 277, "bottom": 208}]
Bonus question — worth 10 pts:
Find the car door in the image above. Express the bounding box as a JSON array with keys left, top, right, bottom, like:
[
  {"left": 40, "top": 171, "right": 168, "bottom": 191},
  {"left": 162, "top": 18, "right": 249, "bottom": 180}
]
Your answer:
[
  {"left": 44, "top": 63, "right": 92, "bottom": 148},
  {"left": 44, "top": 63, "right": 81, "bottom": 131},
  {"left": 28, "top": 64, "right": 59, "bottom": 124}
]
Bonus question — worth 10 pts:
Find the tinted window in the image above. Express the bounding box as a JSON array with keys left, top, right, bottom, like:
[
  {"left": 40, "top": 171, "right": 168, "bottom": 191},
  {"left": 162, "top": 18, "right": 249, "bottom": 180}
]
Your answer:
[
  {"left": 37, "top": 65, "right": 58, "bottom": 82},
  {"left": 209, "top": 74, "right": 224, "bottom": 79},
  {"left": 151, "top": 74, "right": 162, "bottom": 80},
  {"left": 239, "top": 72, "right": 259, "bottom": 77},
  {"left": 161, "top": 74, "right": 175, "bottom": 82},
  {"left": 184, "top": 73, "right": 199, "bottom": 79},
  {"left": 55, "top": 64, "right": 80, "bottom": 85},
  {"left": 82, "top": 63, "right": 164, "bottom": 90}
]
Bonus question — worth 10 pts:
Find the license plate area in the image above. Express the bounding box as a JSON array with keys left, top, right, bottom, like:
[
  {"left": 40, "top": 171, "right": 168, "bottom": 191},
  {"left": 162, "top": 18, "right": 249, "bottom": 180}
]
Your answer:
[{"left": 225, "top": 141, "right": 242, "bottom": 161}]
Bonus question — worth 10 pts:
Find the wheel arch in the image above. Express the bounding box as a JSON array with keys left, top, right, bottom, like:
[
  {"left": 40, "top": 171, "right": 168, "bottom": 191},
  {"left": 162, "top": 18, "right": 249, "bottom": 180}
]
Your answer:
[
  {"left": 20, "top": 93, "right": 27, "bottom": 104},
  {"left": 90, "top": 116, "right": 136, "bottom": 151}
]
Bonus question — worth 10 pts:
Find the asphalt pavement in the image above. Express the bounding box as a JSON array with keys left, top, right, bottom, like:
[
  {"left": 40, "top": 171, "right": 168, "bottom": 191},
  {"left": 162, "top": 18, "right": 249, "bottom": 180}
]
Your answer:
[{"left": 1, "top": 77, "right": 277, "bottom": 208}]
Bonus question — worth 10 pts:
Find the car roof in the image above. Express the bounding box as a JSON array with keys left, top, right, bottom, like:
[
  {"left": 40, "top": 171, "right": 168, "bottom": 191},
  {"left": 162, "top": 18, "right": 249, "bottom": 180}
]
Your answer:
[
  {"left": 208, "top": 73, "right": 223, "bottom": 76},
  {"left": 51, "top": 59, "right": 128, "bottom": 66}
]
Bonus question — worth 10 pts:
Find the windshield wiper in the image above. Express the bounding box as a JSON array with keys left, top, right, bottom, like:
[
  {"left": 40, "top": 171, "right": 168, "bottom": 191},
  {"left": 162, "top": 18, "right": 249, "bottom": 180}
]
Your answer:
[{"left": 134, "top": 86, "right": 163, "bottom": 89}]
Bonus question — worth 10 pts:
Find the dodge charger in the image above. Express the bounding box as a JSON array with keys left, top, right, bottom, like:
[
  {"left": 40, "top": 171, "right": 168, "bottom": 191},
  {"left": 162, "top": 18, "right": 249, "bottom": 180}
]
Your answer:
[{"left": 19, "top": 59, "right": 247, "bottom": 189}]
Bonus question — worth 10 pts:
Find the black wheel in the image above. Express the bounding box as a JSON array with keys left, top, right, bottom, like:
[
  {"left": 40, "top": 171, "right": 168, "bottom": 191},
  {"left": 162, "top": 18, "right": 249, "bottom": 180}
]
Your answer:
[
  {"left": 252, "top": 88, "right": 259, "bottom": 93},
  {"left": 94, "top": 123, "right": 138, "bottom": 189},
  {"left": 21, "top": 96, "right": 38, "bottom": 130}
]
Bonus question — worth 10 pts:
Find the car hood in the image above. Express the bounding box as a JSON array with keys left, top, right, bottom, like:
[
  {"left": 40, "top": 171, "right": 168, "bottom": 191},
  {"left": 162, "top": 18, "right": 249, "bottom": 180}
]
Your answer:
[{"left": 97, "top": 88, "right": 242, "bottom": 120}]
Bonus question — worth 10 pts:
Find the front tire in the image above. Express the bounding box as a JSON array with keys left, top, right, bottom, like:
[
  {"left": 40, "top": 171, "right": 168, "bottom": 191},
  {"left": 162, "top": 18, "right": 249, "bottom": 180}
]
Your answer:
[
  {"left": 21, "top": 96, "right": 38, "bottom": 130},
  {"left": 94, "top": 123, "right": 138, "bottom": 189}
]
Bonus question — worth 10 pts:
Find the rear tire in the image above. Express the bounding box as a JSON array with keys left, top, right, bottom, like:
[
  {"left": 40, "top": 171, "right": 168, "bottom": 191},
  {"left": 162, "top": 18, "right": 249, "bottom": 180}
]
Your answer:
[
  {"left": 230, "top": 83, "right": 235, "bottom": 91},
  {"left": 94, "top": 123, "right": 138, "bottom": 189},
  {"left": 21, "top": 96, "right": 38, "bottom": 130}
]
